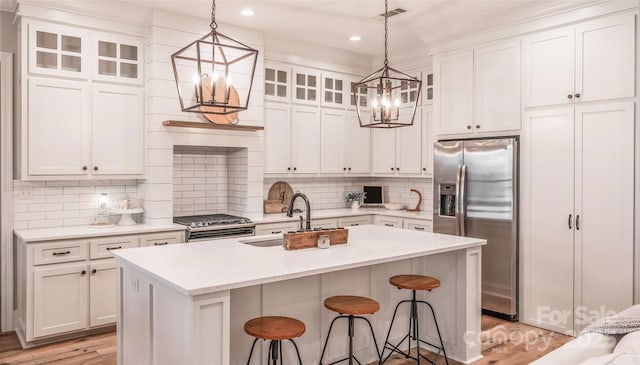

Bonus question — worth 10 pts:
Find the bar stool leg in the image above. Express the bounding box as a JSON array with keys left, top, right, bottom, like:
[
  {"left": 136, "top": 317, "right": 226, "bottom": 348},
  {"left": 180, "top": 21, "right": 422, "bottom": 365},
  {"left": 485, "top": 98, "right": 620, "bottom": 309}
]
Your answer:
[
  {"left": 246, "top": 338, "right": 260, "bottom": 365},
  {"left": 381, "top": 299, "right": 412, "bottom": 363},
  {"left": 319, "top": 315, "right": 342, "bottom": 365},
  {"left": 288, "top": 339, "right": 304, "bottom": 365}
]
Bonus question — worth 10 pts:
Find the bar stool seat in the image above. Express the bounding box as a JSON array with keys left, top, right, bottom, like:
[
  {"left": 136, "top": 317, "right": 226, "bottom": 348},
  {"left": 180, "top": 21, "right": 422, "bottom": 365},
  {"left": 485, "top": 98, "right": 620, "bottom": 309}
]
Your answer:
[
  {"left": 319, "top": 295, "right": 381, "bottom": 365},
  {"left": 245, "top": 316, "right": 305, "bottom": 365},
  {"left": 324, "top": 295, "right": 380, "bottom": 315},
  {"left": 382, "top": 274, "right": 449, "bottom": 365},
  {"left": 389, "top": 274, "right": 440, "bottom": 291}
]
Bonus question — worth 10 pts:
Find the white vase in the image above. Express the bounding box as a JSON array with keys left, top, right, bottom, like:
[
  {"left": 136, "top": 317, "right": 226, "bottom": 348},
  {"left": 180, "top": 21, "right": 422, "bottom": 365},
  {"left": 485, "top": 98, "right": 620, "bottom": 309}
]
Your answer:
[{"left": 351, "top": 201, "right": 362, "bottom": 210}]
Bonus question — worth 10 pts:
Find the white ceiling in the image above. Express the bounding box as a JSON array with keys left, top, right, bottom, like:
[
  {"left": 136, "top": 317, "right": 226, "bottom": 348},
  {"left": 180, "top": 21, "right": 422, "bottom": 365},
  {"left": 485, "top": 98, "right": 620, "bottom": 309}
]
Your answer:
[{"left": 2, "top": 0, "right": 601, "bottom": 55}]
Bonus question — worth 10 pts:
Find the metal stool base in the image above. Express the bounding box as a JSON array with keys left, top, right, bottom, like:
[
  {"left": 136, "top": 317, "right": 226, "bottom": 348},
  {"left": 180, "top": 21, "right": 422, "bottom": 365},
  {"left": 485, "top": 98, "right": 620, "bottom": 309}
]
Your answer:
[
  {"left": 381, "top": 290, "right": 449, "bottom": 365},
  {"left": 246, "top": 337, "right": 303, "bottom": 365},
  {"left": 319, "top": 314, "right": 381, "bottom": 365}
]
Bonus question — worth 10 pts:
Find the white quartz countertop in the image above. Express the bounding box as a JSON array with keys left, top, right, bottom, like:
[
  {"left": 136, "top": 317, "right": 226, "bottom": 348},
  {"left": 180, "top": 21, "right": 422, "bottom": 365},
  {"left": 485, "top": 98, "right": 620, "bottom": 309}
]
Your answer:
[
  {"left": 14, "top": 224, "right": 186, "bottom": 242},
  {"left": 112, "top": 225, "right": 484, "bottom": 296},
  {"left": 254, "top": 208, "right": 433, "bottom": 224}
]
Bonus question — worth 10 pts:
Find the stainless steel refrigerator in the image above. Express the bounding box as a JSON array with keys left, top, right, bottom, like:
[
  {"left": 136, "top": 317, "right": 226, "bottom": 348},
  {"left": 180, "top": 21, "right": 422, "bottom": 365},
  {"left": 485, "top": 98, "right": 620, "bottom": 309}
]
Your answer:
[{"left": 433, "top": 138, "right": 518, "bottom": 320}]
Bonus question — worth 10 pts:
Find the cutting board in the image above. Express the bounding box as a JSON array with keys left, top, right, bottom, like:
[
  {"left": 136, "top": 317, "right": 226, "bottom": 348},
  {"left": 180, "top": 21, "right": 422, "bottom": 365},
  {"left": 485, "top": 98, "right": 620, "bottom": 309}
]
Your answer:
[{"left": 265, "top": 181, "right": 294, "bottom": 213}]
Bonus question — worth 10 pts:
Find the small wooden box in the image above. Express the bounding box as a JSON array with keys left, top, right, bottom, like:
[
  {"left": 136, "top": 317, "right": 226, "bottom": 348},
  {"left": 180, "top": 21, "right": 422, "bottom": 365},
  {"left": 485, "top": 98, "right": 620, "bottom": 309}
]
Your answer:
[{"left": 283, "top": 228, "right": 349, "bottom": 251}]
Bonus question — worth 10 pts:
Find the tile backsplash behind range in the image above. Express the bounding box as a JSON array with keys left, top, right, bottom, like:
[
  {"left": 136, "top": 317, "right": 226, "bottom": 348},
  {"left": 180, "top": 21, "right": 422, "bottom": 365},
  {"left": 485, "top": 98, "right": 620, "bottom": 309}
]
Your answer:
[{"left": 173, "top": 146, "right": 247, "bottom": 217}]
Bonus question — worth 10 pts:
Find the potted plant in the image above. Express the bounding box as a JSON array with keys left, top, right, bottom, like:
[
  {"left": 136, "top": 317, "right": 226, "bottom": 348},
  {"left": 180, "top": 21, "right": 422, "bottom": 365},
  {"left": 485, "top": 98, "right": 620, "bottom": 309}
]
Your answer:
[{"left": 345, "top": 191, "right": 366, "bottom": 210}]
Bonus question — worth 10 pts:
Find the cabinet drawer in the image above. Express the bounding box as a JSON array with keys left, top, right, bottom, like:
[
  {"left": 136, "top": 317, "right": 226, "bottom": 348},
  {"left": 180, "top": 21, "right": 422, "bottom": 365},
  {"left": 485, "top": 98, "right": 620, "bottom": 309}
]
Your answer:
[
  {"left": 139, "top": 231, "right": 184, "bottom": 247},
  {"left": 374, "top": 216, "right": 403, "bottom": 228},
  {"left": 255, "top": 222, "right": 299, "bottom": 236},
  {"left": 90, "top": 236, "right": 138, "bottom": 259},
  {"left": 337, "top": 216, "right": 373, "bottom": 227},
  {"left": 403, "top": 219, "right": 433, "bottom": 232},
  {"left": 33, "top": 240, "right": 88, "bottom": 266},
  {"left": 310, "top": 218, "right": 337, "bottom": 230}
]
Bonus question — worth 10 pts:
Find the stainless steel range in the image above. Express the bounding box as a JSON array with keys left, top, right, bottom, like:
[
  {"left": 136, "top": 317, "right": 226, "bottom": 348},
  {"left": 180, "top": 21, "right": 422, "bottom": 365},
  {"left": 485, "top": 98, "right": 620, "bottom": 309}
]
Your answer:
[{"left": 174, "top": 214, "right": 255, "bottom": 242}]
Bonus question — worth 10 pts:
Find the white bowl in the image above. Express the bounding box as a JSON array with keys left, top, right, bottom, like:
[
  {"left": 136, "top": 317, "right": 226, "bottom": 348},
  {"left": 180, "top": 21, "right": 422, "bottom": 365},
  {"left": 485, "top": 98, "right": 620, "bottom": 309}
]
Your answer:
[{"left": 384, "top": 202, "right": 405, "bottom": 210}]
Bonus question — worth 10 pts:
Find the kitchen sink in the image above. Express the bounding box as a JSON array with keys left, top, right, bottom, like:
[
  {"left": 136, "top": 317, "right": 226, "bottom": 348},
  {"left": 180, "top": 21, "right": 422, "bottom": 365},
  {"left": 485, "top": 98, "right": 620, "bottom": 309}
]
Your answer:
[{"left": 239, "top": 237, "right": 284, "bottom": 248}]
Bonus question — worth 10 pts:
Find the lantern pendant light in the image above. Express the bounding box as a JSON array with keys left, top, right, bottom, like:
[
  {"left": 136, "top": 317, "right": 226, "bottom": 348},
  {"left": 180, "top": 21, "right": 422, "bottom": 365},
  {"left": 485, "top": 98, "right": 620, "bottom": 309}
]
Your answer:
[
  {"left": 171, "top": 0, "right": 259, "bottom": 125},
  {"left": 352, "top": 0, "right": 422, "bottom": 128}
]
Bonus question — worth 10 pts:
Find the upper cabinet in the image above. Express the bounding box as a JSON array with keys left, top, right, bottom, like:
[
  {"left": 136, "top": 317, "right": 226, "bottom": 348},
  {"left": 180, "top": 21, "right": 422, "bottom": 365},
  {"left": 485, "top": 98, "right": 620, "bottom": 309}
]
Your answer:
[
  {"left": 28, "top": 21, "right": 89, "bottom": 79},
  {"left": 265, "top": 63, "right": 289, "bottom": 102},
  {"left": 434, "top": 39, "right": 521, "bottom": 137},
  {"left": 524, "top": 14, "right": 635, "bottom": 107},
  {"left": 92, "top": 33, "right": 144, "bottom": 85},
  {"left": 292, "top": 67, "right": 320, "bottom": 105},
  {"left": 18, "top": 17, "right": 145, "bottom": 180},
  {"left": 371, "top": 107, "right": 423, "bottom": 176},
  {"left": 321, "top": 72, "right": 347, "bottom": 108}
]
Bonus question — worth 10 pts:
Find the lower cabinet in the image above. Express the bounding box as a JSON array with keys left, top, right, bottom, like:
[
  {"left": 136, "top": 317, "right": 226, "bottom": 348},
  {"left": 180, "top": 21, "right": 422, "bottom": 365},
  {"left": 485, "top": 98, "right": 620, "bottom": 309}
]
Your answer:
[
  {"left": 337, "top": 216, "right": 373, "bottom": 227},
  {"left": 18, "top": 229, "right": 186, "bottom": 344},
  {"left": 255, "top": 221, "right": 299, "bottom": 236},
  {"left": 310, "top": 218, "right": 338, "bottom": 230},
  {"left": 373, "top": 215, "right": 404, "bottom": 228}
]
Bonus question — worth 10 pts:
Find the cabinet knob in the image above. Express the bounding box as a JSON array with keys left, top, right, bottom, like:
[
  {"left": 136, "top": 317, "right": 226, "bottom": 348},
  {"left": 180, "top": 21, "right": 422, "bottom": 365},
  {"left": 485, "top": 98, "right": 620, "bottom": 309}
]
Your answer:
[
  {"left": 348, "top": 167, "right": 351, "bottom": 171},
  {"left": 567, "top": 94, "right": 573, "bottom": 99},
  {"left": 82, "top": 166, "right": 87, "bottom": 171},
  {"left": 91, "top": 269, "right": 97, "bottom": 274},
  {"left": 467, "top": 125, "right": 472, "bottom": 130},
  {"left": 396, "top": 167, "right": 400, "bottom": 171},
  {"left": 80, "top": 270, "right": 86, "bottom": 276},
  {"left": 475, "top": 125, "right": 480, "bottom": 129},
  {"left": 287, "top": 167, "right": 291, "bottom": 171},
  {"left": 93, "top": 166, "right": 99, "bottom": 171},
  {"left": 343, "top": 167, "right": 347, "bottom": 171},
  {"left": 422, "top": 168, "right": 426, "bottom": 171},
  {"left": 391, "top": 167, "right": 395, "bottom": 171},
  {"left": 574, "top": 93, "right": 581, "bottom": 98},
  {"left": 293, "top": 167, "right": 297, "bottom": 171}
]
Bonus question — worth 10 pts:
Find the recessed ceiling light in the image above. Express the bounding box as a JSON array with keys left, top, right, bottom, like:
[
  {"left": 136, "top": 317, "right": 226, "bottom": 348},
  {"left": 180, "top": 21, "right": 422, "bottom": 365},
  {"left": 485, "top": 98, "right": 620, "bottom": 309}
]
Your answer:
[
  {"left": 349, "top": 35, "right": 361, "bottom": 41},
  {"left": 241, "top": 9, "right": 255, "bottom": 16}
]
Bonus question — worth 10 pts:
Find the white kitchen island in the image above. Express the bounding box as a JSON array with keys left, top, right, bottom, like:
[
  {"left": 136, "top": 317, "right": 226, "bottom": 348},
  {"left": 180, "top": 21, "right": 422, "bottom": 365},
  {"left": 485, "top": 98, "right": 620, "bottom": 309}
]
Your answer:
[{"left": 112, "top": 225, "right": 485, "bottom": 365}]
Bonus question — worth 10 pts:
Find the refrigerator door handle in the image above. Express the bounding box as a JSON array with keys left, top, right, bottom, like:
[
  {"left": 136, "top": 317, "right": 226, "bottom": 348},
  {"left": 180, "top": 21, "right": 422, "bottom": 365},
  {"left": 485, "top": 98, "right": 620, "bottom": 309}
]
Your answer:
[
  {"left": 459, "top": 164, "right": 467, "bottom": 236},
  {"left": 455, "top": 164, "right": 462, "bottom": 236}
]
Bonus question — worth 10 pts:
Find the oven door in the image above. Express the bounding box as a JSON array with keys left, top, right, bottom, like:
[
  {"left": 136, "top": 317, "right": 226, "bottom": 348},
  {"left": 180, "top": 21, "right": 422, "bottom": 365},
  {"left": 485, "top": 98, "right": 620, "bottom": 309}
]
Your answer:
[{"left": 186, "top": 226, "right": 256, "bottom": 242}]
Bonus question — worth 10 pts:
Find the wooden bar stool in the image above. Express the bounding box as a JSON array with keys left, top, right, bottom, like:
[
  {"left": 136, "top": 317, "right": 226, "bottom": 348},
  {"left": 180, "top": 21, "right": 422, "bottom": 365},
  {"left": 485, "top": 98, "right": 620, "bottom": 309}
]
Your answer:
[
  {"left": 319, "top": 295, "right": 382, "bottom": 365},
  {"left": 245, "top": 316, "right": 305, "bottom": 365},
  {"left": 381, "top": 275, "right": 449, "bottom": 365}
]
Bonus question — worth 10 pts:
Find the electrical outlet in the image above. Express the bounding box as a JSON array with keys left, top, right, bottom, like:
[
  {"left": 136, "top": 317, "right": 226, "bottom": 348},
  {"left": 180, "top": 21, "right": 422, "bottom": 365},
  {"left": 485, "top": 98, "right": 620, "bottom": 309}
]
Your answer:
[{"left": 17, "top": 188, "right": 34, "bottom": 199}]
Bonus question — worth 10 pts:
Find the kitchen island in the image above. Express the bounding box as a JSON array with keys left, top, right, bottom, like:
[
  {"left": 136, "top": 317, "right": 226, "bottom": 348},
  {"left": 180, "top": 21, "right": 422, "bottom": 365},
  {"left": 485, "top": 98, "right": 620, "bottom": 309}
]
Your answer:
[{"left": 112, "top": 225, "right": 485, "bottom": 364}]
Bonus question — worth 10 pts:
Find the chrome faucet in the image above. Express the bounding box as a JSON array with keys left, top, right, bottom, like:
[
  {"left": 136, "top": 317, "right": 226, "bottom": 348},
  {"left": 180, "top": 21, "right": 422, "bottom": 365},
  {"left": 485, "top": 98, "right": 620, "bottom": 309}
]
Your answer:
[{"left": 286, "top": 192, "right": 311, "bottom": 231}]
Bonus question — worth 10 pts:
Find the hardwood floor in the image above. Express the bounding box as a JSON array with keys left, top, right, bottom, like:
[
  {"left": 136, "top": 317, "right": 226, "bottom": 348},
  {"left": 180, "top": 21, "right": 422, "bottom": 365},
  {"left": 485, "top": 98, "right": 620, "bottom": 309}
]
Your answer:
[{"left": 0, "top": 316, "right": 570, "bottom": 365}]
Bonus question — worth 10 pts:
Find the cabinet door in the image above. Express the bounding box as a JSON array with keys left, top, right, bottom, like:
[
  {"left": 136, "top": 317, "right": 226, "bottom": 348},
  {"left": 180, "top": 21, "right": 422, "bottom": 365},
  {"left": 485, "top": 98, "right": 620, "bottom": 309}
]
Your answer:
[
  {"left": 573, "top": 102, "right": 634, "bottom": 333},
  {"left": 321, "top": 72, "right": 346, "bottom": 108},
  {"left": 89, "top": 260, "right": 117, "bottom": 327},
  {"left": 291, "top": 67, "right": 320, "bottom": 105},
  {"left": 33, "top": 263, "right": 88, "bottom": 338},
  {"left": 255, "top": 222, "right": 299, "bottom": 236},
  {"left": 28, "top": 78, "right": 90, "bottom": 176},
  {"left": 474, "top": 40, "right": 521, "bottom": 132},
  {"left": 320, "top": 109, "right": 345, "bottom": 174},
  {"left": 264, "top": 103, "right": 291, "bottom": 174},
  {"left": 290, "top": 106, "right": 320, "bottom": 173},
  {"left": 374, "top": 216, "right": 403, "bottom": 228},
  {"left": 92, "top": 85, "right": 144, "bottom": 175},
  {"left": 434, "top": 50, "right": 474, "bottom": 135},
  {"left": 522, "top": 106, "right": 575, "bottom": 333},
  {"left": 28, "top": 21, "right": 88, "bottom": 79},
  {"left": 337, "top": 216, "right": 373, "bottom": 227},
  {"left": 422, "top": 106, "right": 434, "bottom": 175},
  {"left": 139, "top": 231, "right": 184, "bottom": 247},
  {"left": 93, "top": 33, "right": 144, "bottom": 85},
  {"left": 345, "top": 113, "right": 371, "bottom": 174},
  {"left": 395, "top": 108, "right": 422, "bottom": 175},
  {"left": 264, "top": 64, "right": 289, "bottom": 102},
  {"left": 371, "top": 129, "right": 396, "bottom": 174},
  {"left": 524, "top": 27, "right": 575, "bottom": 107},
  {"left": 575, "top": 14, "right": 635, "bottom": 103}
]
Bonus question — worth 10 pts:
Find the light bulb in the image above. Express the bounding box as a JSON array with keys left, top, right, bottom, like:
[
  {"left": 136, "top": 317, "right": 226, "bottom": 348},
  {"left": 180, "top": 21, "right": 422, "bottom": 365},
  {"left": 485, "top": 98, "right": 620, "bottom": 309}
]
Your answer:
[
  {"left": 395, "top": 98, "right": 400, "bottom": 107},
  {"left": 212, "top": 70, "right": 219, "bottom": 81},
  {"left": 372, "top": 99, "right": 378, "bottom": 108},
  {"left": 192, "top": 72, "right": 200, "bottom": 85},
  {"left": 226, "top": 75, "right": 233, "bottom": 86}
]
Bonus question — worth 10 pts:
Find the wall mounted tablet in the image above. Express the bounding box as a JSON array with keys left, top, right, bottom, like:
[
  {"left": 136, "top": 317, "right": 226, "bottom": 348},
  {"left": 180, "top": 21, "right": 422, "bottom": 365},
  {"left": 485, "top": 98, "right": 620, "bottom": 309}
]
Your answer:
[{"left": 363, "top": 185, "right": 384, "bottom": 206}]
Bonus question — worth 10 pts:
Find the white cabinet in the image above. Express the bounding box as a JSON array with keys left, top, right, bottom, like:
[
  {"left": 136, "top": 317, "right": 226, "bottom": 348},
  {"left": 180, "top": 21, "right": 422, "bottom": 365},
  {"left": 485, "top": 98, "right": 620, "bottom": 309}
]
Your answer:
[
  {"left": 89, "top": 260, "right": 117, "bottom": 327},
  {"left": 345, "top": 113, "right": 371, "bottom": 174},
  {"left": 91, "top": 85, "right": 144, "bottom": 175},
  {"left": 17, "top": 229, "right": 185, "bottom": 344},
  {"left": 92, "top": 33, "right": 143, "bottom": 85},
  {"left": 372, "top": 111, "right": 422, "bottom": 175},
  {"left": 264, "top": 102, "right": 292, "bottom": 174},
  {"left": 321, "top": 72, "right": 346, "bottom": 108},
  {"left": 310, "top": 218, "right": 338, "bottom": 230},
  {"left": 28, "top": 21, "right": 89, "bottom": 79},
  {"left": 524, "top": 14, "right": 634, "bottom": 107},
  {"left": 33, "top": 262, "right": 88, "bottom": 338},
  {"left": 421, "top": 106, "right": 434, "bottom": 175},
  {"left": 290, "top": 106, "right": 321, "bottom": 174},
  {"left": 255, "top": 221, "right": 299, "bottom": 236},
  {"left": 337, "top": 216, "right": 373, "bottom": 227},
  {"left": 434, "top": 50, "right": 474, "bottom": 135},
  {"left": 292, "top": 67, "right": 320, "bottom": 105},
  {"left": 434, "top": 40, "right": 521, "bottom": 136},
  {"left": 374, "top": 216, "right": 403, "bottom": 228},
  {"left": 403, "top": 218, "right": 433, "bottom": 232},
  {"left": 265, "top": 64, "right": 289, "bottom": 102},
  {"left": 320, "top": 109, "right": 345, "bottom": 174},
  {"left": 27, "top": 78, "right": 90, "bottom": 176},
  {"left": 522, "top": 101, "right": 634, "bottom": 334}
]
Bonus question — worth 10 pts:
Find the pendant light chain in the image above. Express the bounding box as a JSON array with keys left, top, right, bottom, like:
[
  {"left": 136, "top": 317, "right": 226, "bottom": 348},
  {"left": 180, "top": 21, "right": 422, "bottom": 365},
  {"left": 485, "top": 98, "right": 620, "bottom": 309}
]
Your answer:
[
  {"left": 384, "top": 0, "right": 389, "bottom": 66},
  {"left": 210, "top": 0, "right": 218, "bottom": 30}
]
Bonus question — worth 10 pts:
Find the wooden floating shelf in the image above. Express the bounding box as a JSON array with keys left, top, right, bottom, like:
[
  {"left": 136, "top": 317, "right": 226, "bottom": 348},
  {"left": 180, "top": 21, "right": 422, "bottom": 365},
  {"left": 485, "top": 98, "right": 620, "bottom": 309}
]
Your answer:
[{"left": 162, "top": 120, "right": 264, "bottom": 131}]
